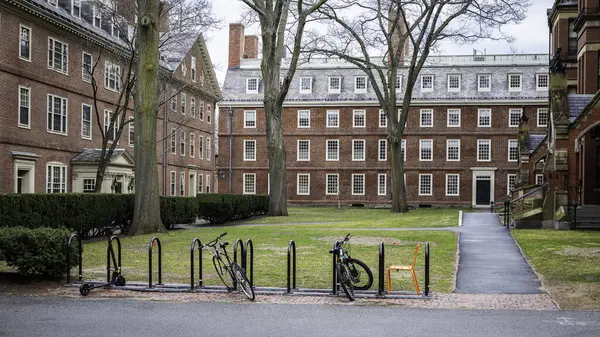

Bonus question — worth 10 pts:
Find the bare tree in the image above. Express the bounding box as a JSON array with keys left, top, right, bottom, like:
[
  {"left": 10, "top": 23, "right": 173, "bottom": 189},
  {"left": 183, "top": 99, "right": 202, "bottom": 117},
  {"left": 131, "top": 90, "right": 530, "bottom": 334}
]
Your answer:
[
  {"left": 311, "top": 0, "right": 530, "bottom": 212},
  {"left": 239, "top": 0, "right": 329, "bottom": 216}
]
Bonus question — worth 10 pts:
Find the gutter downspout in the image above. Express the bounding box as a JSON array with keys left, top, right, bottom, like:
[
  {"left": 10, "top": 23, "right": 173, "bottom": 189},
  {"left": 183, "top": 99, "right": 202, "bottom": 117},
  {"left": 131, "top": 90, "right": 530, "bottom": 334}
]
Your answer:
[
  {"left": 228, "top": 106, "right": 233, "bottom": 194},
  {"left": 162, "top": 80, "right": 167, "bottom": 196}
]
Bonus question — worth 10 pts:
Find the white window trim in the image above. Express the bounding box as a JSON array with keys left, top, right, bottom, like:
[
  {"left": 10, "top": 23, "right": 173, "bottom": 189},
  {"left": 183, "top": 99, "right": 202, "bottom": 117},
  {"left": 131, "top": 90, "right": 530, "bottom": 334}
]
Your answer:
[
  {"left": 477, "top": 139, "right": 492, "bottom": 162},
  {"left": 299, "top": 77, "right": 313, "bottom": 94},
  {"left": 47, "top": 94, "right": 68, "bottom": 136},
  {"left": 421, "top": 74, "right": 434, "bottom": 92},
  {"left": 351, "top": 174, "right": 365, "bottom": 196},
  {"left": 478, "top": 109, "right": 492, "bottom": 127},
  {"left": 296, "top": 173, "right": 310, "bottom": 195},
  {"left": 395, "top": 75, "right": 403, "bottom": 92},
  {"left": 128, "top": 116, "right": 134, "bottom": 147},
  {"left": 507, "top": 173, "right": 517, "bottom": 195},
  {"left": 446, "top": 139, "right": 460, "bottom": 162},
  {"left": 352, "top": 139, "right": 366, "bottom": 161},
  {"left": 243, "top": 140, "right": 256, "bottom": 161},
  {"left": 447, "top": 74, "right": 461, "bottom": 92},
  {"left": 536, "top": 174, "right": 544, "bottom": 185},
  {"left": 243, "top": 173, "right": 256, "bottom": 195},
  {"left": 18, "top": 85, "right": 31, "bottom": 129},
  {"left": 169, "top": 171, "right": 176, "bottom": 196},
  {"left": 420, "top": 109, "right": 433, "bottom": 127},
  {"left": 418, "top": 174, "right": 433, "bottom": 196},
  {"left": 508, "top": 73, "right": 523, "bottom": 92},
  {"left": 378, "top": 139, "right": 387, "bottom": 161},
  {"left": 170, "top": 128, "right": 176, "bottom": 155},
  {"left": 326, "top": 139, "right": 339, "bottom": 162},
  {"left": 81, "top": 103, "right": 92, "bottom": 140},
  {"left": 82, "top": 52, "right": 92, "bottom": 82},
  {"left": 325, "top": 174, "right": 339, "bottom": 196},
  {"left": 508, "top": 108, "right": 522, "bottom": 127},
  {"left": 419, "top": 139, "right": 433, "bottom": 162},
  {"left": 246, "top": 77, "right": 259, "bottom": 94},
  {"left": 244, "top": 110, "right": 257, "bottom": 128},
  {"left": 536, "top": 73, "right": 549, "bottom": 91},
  {"left": 378, "top": 173, "right": 387, "bottom": 196},
  {"left": 379, "top": 109, "right": 387, "bottom": 128},
  {"left": 328, "top": 76, "right": 341, "bottom": 94},
  {"left": 189, "top": 133, "right": 195, "bottom": 158},
  {"left": 46, "top": 162, "right": 67, "bottom": 193},
  {"left": 180, "top": 131, "right": 186, "bottom": 156},
  {"left": 447, "top": 109, "right": 461, "bottom": 127},
  {"left": 477, "top": 74, "right": 491, "bottom": 92},
  {"left": 104, "top": 61, "right": 120, "bottom": 92},
  {"left": 445, "top": 174, "right": 460, "bottom": 197},
  {"left": 297, "top": 110, "right": 310, "bottom": 128},
  {"left": 180, "top": 93, "right": 186, "bottom": 115},
  {"left": 354, "top": 76, "right": 367, "bottom": 93},
  {"left": 197, "top": 174, "right": 203, "bottom": 194},
  {"left": 19, "top": 24, "right": 32, "bottom": 62},
  {"left": 353, "top": 110, "right": 366, "bottom": 128},
  {"left": 326, "top": 110, "right": 339, "bottom": 128},
  {"left": 71, "top": 0, "right": 81, "bottom": 18},
  {"left": 207, "top": 104, "right": 212, "bottom": 124},
  {"left": 401, "top": 139, "right": 406, "bottom": 161},
  {"left": 180, "top": 172, "right": 185, "bottom": 196},
  {"left": 190, "top": 97, "right": 196, "bottom": 118},
  {"left": 508, "top": 139, "right": 519, "bottom": 162},
  {"left": 297, "top": 140, "right": 311, "bottom": 161},
  {"left": 206, "top": 137, "right": 211, "bottom": 161},
  {"left": 537, "top": 108, "right": 549, "bottom": 127},
  {"left": 191, "top": 56, "right": 196, "bottom": 82},
  {"left": 48, "top": 37, "right": 68, "bottom": 75},
  {"left": 198, "top": 135, "right": 203, "bottom": 160}
]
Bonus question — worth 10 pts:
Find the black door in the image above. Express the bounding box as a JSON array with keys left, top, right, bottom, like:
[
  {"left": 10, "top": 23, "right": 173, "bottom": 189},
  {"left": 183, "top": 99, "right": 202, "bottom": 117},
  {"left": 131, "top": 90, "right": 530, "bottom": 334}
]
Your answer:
[{"left": 476, "top": 179, "right": 491, "bottom": 205}]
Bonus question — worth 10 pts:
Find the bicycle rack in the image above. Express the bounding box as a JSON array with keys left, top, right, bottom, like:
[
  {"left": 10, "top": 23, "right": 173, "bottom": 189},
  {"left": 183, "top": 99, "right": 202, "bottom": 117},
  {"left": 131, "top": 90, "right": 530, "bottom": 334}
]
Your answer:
[
  {"left": 190, "top": 238, "right": 202, "bottom": 290},
  {"left": 424, "top": 242, "right": 430, "bottom": 296},
  {"left": 287, "top": 240, "right": 296, "bottom": 294},
  {"left": 245, "top": 239, "right": 254, "bottom": 287},
  {"left": 148, "top": 237, "right": 162, "bottom": 288},
  {"left": 378, "top": 241, "right": 385, "bottom": 296},
  {"left": 331, "top": 240, "right": 339, "bottom": 295},
  {"left": 66, "top": 233, "right": 82, "bottom": 284},
  {"left": 107, "top": 236, "right": 122, "bottom": 283}
]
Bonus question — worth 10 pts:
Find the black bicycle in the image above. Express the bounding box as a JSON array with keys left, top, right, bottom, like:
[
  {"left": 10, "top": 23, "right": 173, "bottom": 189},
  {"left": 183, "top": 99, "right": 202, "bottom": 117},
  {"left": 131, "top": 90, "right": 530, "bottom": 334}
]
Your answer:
[
  {"left": 202, "top": 232, "right": 255, "bottom": 301},
  {"left": 330, "top": 233, "right": 373, "bottom": 301}
]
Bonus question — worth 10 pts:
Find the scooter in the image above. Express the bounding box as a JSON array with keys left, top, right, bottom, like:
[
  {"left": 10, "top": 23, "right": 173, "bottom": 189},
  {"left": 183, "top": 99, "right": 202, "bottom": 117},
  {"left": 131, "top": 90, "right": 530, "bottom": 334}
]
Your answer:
[{"left": 79, "top": 234, "right": 126, "bottom": 296}]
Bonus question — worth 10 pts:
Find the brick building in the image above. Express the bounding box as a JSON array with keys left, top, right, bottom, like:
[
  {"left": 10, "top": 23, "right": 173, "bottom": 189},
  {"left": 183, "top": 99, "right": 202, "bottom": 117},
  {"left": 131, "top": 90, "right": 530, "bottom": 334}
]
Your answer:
[
  {"left": 0, "top": 0, "right": 220, "bottom": 196},
  {"left": 218, "top": 24, "right": 549, "bottom": 208}
]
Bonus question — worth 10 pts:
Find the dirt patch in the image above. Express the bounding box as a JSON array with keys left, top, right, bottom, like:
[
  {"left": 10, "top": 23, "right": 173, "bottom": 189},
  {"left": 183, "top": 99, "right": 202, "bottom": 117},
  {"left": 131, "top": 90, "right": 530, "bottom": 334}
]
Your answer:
[
  {"left": 555, "top": 247, "right": 600, "bottom": 258},
  {"left": 319, "top": 236, "right": 417, "bottom": 246}
]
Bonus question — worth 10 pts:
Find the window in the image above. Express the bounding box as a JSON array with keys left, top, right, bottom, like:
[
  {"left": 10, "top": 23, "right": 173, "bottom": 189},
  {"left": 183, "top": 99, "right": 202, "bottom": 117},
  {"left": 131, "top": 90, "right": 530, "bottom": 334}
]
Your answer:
[
  {"left": 199, "top": 101, "right": 204, "bottom": 120},
  {"left": 326, "top": 110, "right": 339, "bottom": 128},
  {"left": 326, "top": 174, "right": 339, "bottom": 195},
  {"left": 189, "top": 133, "right": 195, "bottom": 158},
  {"left": 328, "top": 77, "right": 341, "bottom": 94},
  {"left": 401, "top": 139, "right": 406, "bottom": 161},
  {"left": 378, "top": 174, "right": 387, "bottom": 196},
  {"left": 421, "top": 74, "right": 433, "bottom": 92},
  {"left": 198, "top": 136, "right": 203, "bottom": 159},
  {"left": 536, "top": 174, "right": 544, "bottom": 185},
  {"left": 243, "top": 174, "right": 256, "bottom": 194},
  {"left": 104, "top": 61, "right": 120, "bottom": 91},
  {"left": 477, "top": 74, "right": 491, "bottom": 91},
  {"left": 19, "top": 86, "right": 31, "bottom": 128},
  {"left": 508, "top": 140, "right": 518, "bottom": 162},
  {"left": 190, "top": 97, "right": 196, "bottom": 118},
  {"left": 197, "top": 174, "right": 203, "bottom": 194},
  {"left": 509, "top": 109, "right": 522, "bottom": 127},
  {"left": 420, "top": 109, "right": 433, "bottom": 127},
  {"left": 46, "top": 163, "right": 66, "bottom": 193},
  {"left": 447, "top": 74, "right": 461, "bottom": 92},
  {"left": 191, "top": 56, "right": 196, "bottom": 82},
  {"left": 326, "top": 140, "right": 339, "bottom": 161},
  {"left": 104, "top": 110, "right": 119, "bottom": 142},
  {"left": 477, "top": 139, "right": 491, "bottom": 162},
  {"left": 379, "top": 110, "right": 387, "bottom": 127},
  {"left": 128, "top": 117, "right": 134, "bottom": 147},
  {"left": 206, "top": 137, "right": 211, "bottom": 161},
  {"left": 171, "top": 90, "right": 177, "bottom": 111},
  {"left": 48, "top": 37, "right": 68, "bottom": 74},
  {"left": 72, "top": 0, "right": 81, "bottom": 18},
  {"left": 419, "top": 174, "right": 432, "bottom": 196},
  {"left": 447, "top": 109, "right": 460, "bottom": 127},
  {"left": 378, "top": 139, "right": 387, "bottom": 161},
  {"left": 207, "top": 105, "right": 211, "bottom": 123},
  {"left": 83, "top": 178, "right": 95, "bottom": 193},
  {"left": 478, "top": 109, "right": 491, "bottom": 127},
  {"left": 180, "top": 93, "right": 186, "bottom": 115},
  {"left": 568, "top": 19, "right": 577, "bottom": 55},
  {"left": 180, "top": 131, "right": 186, "bottom": 156},
  {"left": 507, "top": 174, "right": 517, "bottom": 195},
  {"left": 352, "top": 174, "right": 365, "bottom": 195},
  {"left": 92, "top": 5, "right": 101, "bottom": 28},
  {"left": 297, "top": 140, "right": 310, "bottom": 161},
  {"left": 82, "top": 52, "right": 92, "bottom": 82},
  {"left": 353, "top": 110, "right": 365, "bottom": 128},
  {"left": 246, "top": 78, "right": 259, "bottom": 94},
  {"left": 244, "top": 140, "right": 256, "bottom": 161},
  {"left": 110, "top": 20, "right": 120, "bottom": 38},
  {"left": 206, "top": 175, "right": 210, "bottom": 193},
  {"left": 420, "top": 139, "right": 433, "bottom": 161},
  {"left": 19, "top": 25, "right": 31, "bottom": 61},
  {"left": 300, "top": 77, "right": 312, "bottom": 94},
  {"left": 297, "top": 110, "right": 310, "bottom": 128},
  {"left": 180, "top": 172, "right": 185, "bottom": 196},
  {"left": 170, "top": 171, "right": 176, "bottom": 195},
  {"left": 537, "top": 108, "right": 549, "bottom": 127},
  {"left": 244, "top": 110, "right": 256, "bottom": 128},
  {"left": 352, "top": 140, "right": 365, "bottom": 161},
  {"left": 297, "top": 174, "right": 310, "bottom": 195},
  {"left": 536, "top": 74, "right": 549, "bottom": 91},
  {"left": 81, "top": 104, "right": 91, "bottom": 139},
  {"left": 508, "top": 74, "right": 522, "bottom": 92},
  {"left": 395, "top": 75, "right": 402, "bottom": 92},
  {"left": 446, "top": 174, "right": 459, "bottom": 196},
  {"left": 446, "top": 139, "right": 460, "bottom": 161},
  {"left": 47, "top": 94, "right": 67, "bottom": 135},
  {"left": 354, "top": 76, "right": 367, "bottom": 93},
  {"left": 170, "top": 128, "right": 176, "bottom": 154}
]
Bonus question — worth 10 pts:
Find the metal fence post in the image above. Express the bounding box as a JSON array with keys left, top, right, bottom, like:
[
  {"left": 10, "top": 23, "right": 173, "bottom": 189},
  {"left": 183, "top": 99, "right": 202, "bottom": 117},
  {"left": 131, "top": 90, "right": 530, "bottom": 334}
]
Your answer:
[
  {"left": 190, "top": 238, "right": 202, "bottom": 290},
  {"left": 424, "top": 242, "right": 430, "bottom": 296},
  {"left": 378, "top": 242, "right": 385, "bottom": 296},
  {"left": 148, "top": 237, "right": 162, "bottom": 288}
]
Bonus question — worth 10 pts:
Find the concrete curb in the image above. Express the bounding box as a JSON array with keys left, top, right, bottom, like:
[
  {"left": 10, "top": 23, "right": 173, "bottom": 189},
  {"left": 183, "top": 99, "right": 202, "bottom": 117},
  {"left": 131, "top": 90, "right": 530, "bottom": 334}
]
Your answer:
[
  {"left": 451, "top": 231, "right": 460, "bottom": 293},
  {"left": 458, "top": 210, "right": 463, "bottom": 227}
]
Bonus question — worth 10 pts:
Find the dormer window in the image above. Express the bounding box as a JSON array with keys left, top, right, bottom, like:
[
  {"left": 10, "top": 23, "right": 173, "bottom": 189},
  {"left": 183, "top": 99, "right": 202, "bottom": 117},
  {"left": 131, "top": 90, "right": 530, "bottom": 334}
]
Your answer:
[
  {"left": 395, "top": 75, "right": 402, "bottom": 92},
  {"left": 478, "top": 74, "right": 491, "bottom": 91},
  {"left": 508, "top": 74, "right": 522, "bottom": 92},
  {"left": 191, "top": 56, "right": 197, "bottom": 82},
  {"left": 246, "top": 77, "right": 259, "bottom": 94},
  {"left": 328, "top": 76, "right": 341, "bottom": 94},
  {"left": 447, "top": 74, "right": 461, "bottom": 92},
  {"left": 93, "top": 5, "right": 102, "bottom": 28},
  {"left": 354, "top": 76, "right": 367, "bottom": 93},
  {"left": 111, "top": 21, "right": 120, "bottom": 38},
  {"left": 421, "top": 74, "right": 434, "bottom": 92},
  {"left": 536, "top": 73, "right": 548, "bottom": 91},
  {"left": 300, "top": 77, "right": 312, "bottom": 94},
  {"left": 72, "top": 0, "right": 81, "bottom": 18}
]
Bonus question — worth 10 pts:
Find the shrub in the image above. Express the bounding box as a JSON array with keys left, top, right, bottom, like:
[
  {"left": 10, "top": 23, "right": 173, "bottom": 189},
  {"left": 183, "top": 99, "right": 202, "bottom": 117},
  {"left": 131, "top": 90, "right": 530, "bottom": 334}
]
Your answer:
[
  {"left": 0, "top": 227, "right": 79, "bottom": 276},
  {"left": 160, "top": 197, "right": 198, "bottom": 229},
  {"left": 197, "top": 194, "right": 268, "bottom": 224}
]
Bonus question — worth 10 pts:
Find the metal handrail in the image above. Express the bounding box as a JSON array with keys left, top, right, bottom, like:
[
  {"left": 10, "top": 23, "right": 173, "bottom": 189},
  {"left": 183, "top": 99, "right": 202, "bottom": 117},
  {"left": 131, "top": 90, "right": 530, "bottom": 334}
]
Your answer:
[
  {"left": 511, "top": 183, "right": 548, "bottom": 204},
  {"left": 148, "top": 237, "right": 162, "bottom": 288},
  {"left": 66, "top": 234, "right": 82, "bottom": 284},
  {"left": 190, "top": 238, "right": 202, "bottom": 290}
]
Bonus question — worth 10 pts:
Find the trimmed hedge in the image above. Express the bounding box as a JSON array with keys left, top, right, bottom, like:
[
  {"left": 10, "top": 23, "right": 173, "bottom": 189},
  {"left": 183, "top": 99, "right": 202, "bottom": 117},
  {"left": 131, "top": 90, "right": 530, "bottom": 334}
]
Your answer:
[
  {"left": 197, "top": 194, "right": 268, "bottom": 224},
  {"left": 160, "top": 197, "right": 198, "bottom": 229},
  {"left": 0, "top": 227, "right": 79, "bottom": 276}
]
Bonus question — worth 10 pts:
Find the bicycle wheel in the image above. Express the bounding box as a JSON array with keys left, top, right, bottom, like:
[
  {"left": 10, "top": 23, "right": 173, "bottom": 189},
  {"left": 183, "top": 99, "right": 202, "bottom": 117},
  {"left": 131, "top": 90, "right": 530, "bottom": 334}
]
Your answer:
[
  {"left": 336, "top": 263, "right": 355, "bottom": 301},
  {"left": 213, "top": 255, "right": 234, "bottom": 290},
  {"left": 231, "top": 262, "right": 255, "bottom": 301},
  {"left": 346, "top": 258, "right": 373, "bottom": 290}
]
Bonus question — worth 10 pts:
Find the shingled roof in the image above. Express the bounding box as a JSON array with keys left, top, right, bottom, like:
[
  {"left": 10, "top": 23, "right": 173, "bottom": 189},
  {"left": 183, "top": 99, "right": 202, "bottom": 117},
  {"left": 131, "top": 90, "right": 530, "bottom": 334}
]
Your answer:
[
  {"left": 568, "top": 94, "right": 595, "bottom": 122},
  {"left": 71, "top": 149, "right": 133, "bottom": 165}
]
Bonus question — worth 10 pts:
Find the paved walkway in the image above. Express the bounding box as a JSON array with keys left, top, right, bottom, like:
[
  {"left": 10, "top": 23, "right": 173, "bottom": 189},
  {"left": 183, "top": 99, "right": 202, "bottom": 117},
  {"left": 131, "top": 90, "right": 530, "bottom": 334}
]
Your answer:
[{"left": 455, "top": 213, "right": 544, "bottom": 294}]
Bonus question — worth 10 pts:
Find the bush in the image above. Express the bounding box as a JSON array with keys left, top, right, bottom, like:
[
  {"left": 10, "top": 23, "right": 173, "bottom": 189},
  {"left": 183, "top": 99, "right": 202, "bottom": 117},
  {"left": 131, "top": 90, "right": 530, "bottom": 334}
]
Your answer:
[
  {"left": 160, "top": 197, "right": 198, "bottom": 229},
  {"left": 197, "top": 194, "right": 268, "bottom": 224},
  {"left": 0, "top": 227, "right": 80, "bottom": 276}
]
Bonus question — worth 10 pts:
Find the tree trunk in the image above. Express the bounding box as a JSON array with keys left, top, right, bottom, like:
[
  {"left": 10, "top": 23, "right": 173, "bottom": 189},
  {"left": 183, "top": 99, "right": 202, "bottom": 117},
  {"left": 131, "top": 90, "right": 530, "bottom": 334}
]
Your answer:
[
  {"left": 265, "top": 101, "right": 288, "bottom": 216},
  {"left": 389, "top": 139, "right": 408, "bottom": 213},
  {"left": 130, "top": 0, "right": 166, "bottom": 235}
]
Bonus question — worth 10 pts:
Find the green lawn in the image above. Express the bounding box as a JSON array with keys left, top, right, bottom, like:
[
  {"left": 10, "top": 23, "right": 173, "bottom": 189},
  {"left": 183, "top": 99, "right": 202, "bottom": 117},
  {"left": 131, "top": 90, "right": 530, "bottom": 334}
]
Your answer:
[
  {"left": 512, "top": 229, "right": 600, "bottom": 310},
  {"left": 76, "top": 226, "right": 456, "bottom": 293},
  {"left": 233, "top": 207, "right": 461, "bottom": 228}
]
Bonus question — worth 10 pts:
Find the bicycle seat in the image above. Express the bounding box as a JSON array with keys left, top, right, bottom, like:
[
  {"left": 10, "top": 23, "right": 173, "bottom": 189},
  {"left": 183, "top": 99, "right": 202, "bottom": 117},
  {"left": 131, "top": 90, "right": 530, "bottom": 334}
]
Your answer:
[{"left": 219, "top": 242, "right": 229, "bottom": 248}]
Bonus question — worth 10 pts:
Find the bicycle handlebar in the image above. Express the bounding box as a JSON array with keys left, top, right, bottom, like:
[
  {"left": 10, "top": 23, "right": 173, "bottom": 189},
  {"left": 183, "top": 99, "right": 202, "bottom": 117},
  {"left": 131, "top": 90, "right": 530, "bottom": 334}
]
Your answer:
[
  {"left": 329, "top": 233, "right": 352, "bottom": 254},
  {"left": 202, "top": 232, "right": 228, "bottom": 248}
]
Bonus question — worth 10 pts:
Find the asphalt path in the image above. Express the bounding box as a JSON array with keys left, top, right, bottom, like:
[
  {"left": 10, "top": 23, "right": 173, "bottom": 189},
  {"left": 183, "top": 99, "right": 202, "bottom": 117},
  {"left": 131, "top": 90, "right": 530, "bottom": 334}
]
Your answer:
[{"left": 1, "top": 296, "right": 599, "bottom": 337}]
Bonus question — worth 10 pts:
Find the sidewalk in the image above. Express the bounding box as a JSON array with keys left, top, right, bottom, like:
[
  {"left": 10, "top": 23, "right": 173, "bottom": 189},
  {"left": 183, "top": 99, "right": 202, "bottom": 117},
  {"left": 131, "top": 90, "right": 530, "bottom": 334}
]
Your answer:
[{"left": 455, "top": 213, "right": 544, "bottom": 294}]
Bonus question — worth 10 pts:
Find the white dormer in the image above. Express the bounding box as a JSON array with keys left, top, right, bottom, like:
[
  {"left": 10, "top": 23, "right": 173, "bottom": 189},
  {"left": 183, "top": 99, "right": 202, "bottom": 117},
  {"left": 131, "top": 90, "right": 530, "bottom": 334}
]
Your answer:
[
  {"left": 299, "top": 77, "right": 312, "bottom": 94},
  {"left": 421, "top": 74, "right": 434, "bottom": 92},
  {"left": 328, "top": 76, "right": 341, "bottom": 94},
  {"left": 246, "top": 77, "right": 259, "bottom": 94},
  {"left": 354, "top": 76, "right": 367, "bottom": 93},
  {"left": 447, "top": 74, "right": 461, "bottom": 92}
]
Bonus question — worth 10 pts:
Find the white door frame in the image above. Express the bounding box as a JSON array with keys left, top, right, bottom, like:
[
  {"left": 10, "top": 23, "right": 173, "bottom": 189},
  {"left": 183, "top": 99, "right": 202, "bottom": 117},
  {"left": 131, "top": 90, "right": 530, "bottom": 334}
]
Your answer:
[{"left": 471, "top": 167, "right": 497, "bottom": 208}]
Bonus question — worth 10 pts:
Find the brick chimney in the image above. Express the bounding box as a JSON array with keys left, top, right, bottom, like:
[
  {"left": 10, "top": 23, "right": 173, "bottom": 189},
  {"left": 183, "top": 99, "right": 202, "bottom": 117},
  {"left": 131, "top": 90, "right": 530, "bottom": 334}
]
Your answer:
[
  {"left": 228, "top": 24, "right": 245, "bottom": 69},
  {"left": 244, "top": 36, "right": 259, "bottom": 59}
]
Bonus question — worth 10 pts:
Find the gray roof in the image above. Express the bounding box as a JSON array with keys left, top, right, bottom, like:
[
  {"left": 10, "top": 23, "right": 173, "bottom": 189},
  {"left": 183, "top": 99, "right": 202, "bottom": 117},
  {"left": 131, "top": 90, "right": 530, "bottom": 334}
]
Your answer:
[
  {"left": 529, "top": 134, "right": 547, "bottom": 153},
  {"left": 223, "top": 56, "right": 549, "bottom": 104},
  {"left": 568, "top": 94, "right": 595, "bottom": 122},
  {"left": 71, "top": 149, "right": 129, "bottom": 163}
]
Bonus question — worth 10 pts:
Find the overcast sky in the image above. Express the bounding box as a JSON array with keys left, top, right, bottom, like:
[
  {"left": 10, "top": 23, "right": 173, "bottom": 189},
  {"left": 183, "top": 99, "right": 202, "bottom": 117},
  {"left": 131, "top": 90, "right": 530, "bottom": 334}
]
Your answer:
[{"left": 207, "top": 0, "right": 553, "bottom": 85}]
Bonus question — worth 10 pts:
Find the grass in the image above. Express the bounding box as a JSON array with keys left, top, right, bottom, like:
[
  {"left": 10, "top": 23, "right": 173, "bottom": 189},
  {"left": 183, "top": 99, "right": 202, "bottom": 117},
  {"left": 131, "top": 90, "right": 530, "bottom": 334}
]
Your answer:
[
  {"left": 234, "top": 207, "right": 461, "bottom": 228},
  {"left": 512, "top": 229, "right": 600, "bottom": 310}
]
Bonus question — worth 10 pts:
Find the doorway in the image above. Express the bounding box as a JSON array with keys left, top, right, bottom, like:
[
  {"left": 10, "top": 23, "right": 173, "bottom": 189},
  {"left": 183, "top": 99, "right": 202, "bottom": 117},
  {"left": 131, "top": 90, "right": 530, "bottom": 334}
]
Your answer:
[{"left": 475, "top": 176, "right": 491, "bottom": 206}]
